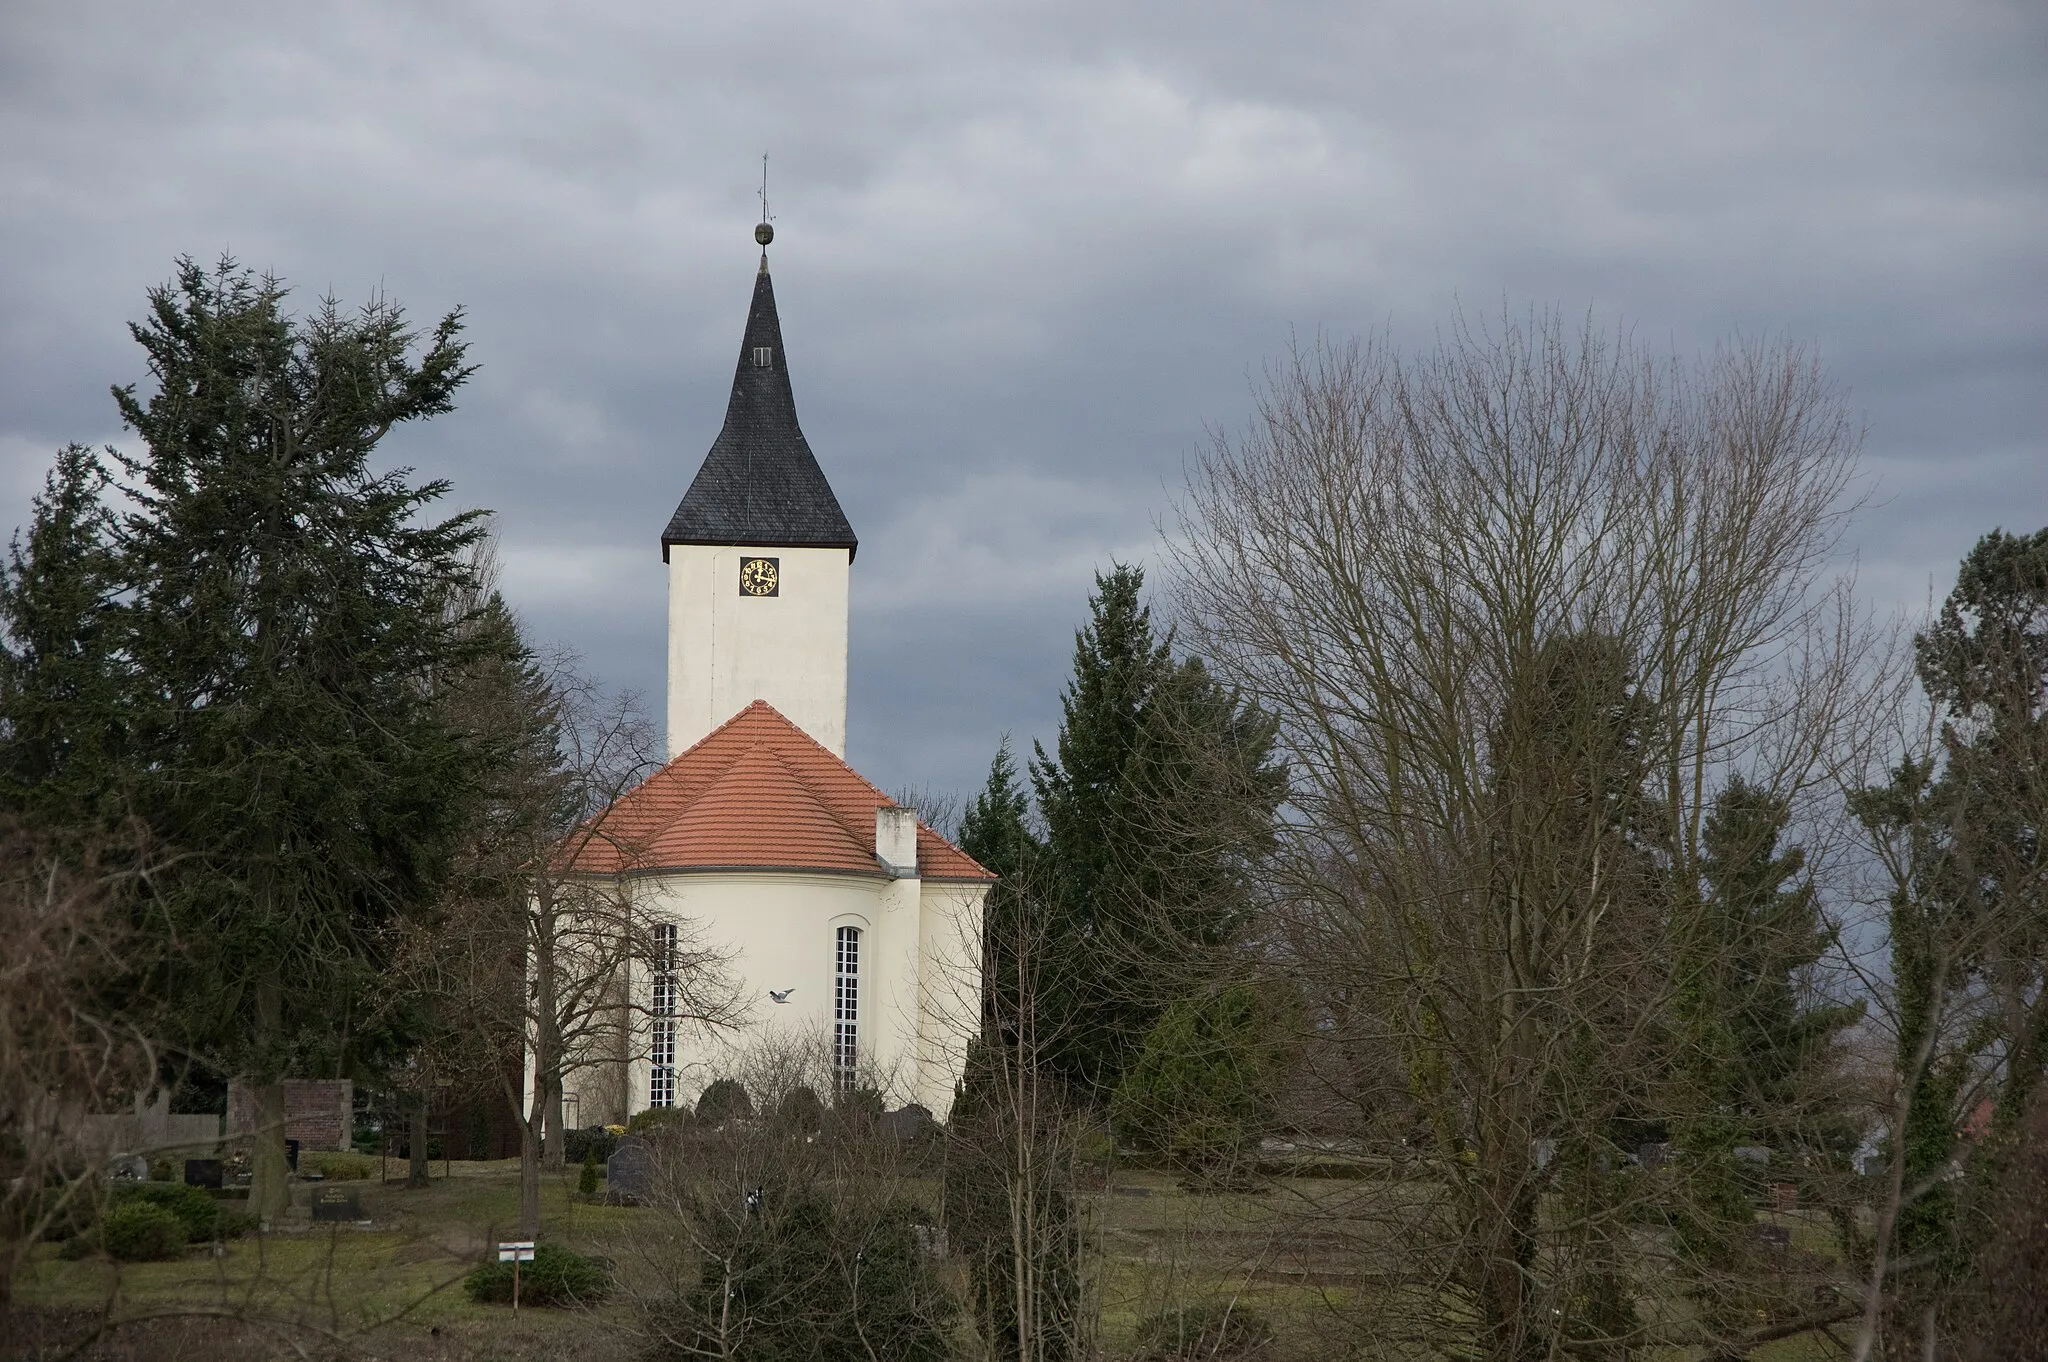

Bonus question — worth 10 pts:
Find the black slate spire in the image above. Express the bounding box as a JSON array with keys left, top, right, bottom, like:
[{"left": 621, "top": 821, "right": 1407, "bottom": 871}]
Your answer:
[{"left": 661, "top": 261, "right": 858, "bottom": 562}]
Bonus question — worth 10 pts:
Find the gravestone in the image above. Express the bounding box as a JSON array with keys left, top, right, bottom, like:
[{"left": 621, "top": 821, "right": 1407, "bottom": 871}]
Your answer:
[
  {"left": 1732, "top": 1144, "right": 1771, "bottom": 1167},
  {"left": 108, "top": 1154, "right": 148, "bottom": 1181},
  {"left": 606, "top": 1136, "right": 655, "bottom": 1205},
  {"left": 311, "top": 1184, "right": 363, "bottom": 1222},
  {"left": 184, "top": 1158, "right": 224, "bottom": 1189},
  {"left": 1753, "top": 1224, "right": 1792, "bottom": 1251},
  {"left": 1637, "top": 1142, "right": 1672, "bottom": 1172}
]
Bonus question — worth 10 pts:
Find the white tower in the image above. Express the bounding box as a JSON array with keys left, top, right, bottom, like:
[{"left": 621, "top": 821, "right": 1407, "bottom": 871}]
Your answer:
[{"left": 662, "top": 229, "right": 857, "bottom": 758}]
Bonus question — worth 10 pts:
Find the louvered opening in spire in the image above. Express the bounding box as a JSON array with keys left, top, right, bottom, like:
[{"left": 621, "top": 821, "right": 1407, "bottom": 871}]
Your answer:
[{"left": 662, "top": 266, "right": 858, "bottom": 561}]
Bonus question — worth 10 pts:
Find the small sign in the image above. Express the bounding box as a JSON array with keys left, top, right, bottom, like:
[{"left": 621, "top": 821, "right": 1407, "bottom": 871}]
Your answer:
[
  {"left": 311, "top": 1185, "right": 363, "bottom": 1222},
  {"left": 497, "top": 1241, "right": 536, "bottom": 1262}
]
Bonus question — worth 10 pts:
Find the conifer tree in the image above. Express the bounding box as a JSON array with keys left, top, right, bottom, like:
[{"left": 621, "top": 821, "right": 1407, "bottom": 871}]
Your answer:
[
  {"left": 1028, "top": 563, "right": 1282, "bottom": 1104},
  {"left": 0, "top": 445, "right": 126, "bottom": 832},
  {"left": 5, "top": 257, "right": 492, "bottom": 1221}
]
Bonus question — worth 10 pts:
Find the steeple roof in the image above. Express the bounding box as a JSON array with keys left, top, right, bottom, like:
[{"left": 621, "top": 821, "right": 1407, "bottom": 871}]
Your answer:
[{"left": 661, "top": 265, "right": 858, "bottom": 561}]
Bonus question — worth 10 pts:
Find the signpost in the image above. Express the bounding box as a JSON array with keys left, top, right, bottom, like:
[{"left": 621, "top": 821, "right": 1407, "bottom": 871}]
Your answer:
[{"left": 497, "top": 1241, "right": 535, "bottom": 1311}]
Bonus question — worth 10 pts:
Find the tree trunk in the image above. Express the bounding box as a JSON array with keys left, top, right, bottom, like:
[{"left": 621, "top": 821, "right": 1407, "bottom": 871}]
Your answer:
[
  {"left": 542, "top": 1069, "right": 566, "bottom": 1171},
  {"left": 407, "top": 1093, "right": 431, "bottom": 1189},
  {"left": 518, "top": 1108, "right": 542, "bottom": 1239},
  {"left": 249, "top": 1079, "right": 292, "bottom": 1226}
]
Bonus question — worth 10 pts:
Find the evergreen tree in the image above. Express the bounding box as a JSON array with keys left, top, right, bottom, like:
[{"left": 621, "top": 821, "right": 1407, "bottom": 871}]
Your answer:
[
  {"left": 0, "top": 445, "right": 127, "bottom": 832},
  {"left": 1028, "top": 564, "right": 1282, "bottom": 1103},
  {"left": 38, "top": 257, "right": 492, "bottom": 1220}
]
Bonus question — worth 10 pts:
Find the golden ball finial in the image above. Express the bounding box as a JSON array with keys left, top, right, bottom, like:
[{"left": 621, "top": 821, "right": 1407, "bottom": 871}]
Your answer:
[{"left": 755, "top": 222, "right": 774, "bottom": 247}]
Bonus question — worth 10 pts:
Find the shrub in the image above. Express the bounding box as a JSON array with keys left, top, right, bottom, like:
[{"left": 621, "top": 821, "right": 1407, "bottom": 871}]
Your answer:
[
  {"left": 562, "top": 1125, "right": 620, "bottom": 1164},
  {"left": 772, "top": 1084, "right": 824, "bottom": 1136},
  {"left": 465, "top": 1241, "right": 611, "bottom": 1307},
  {"left": 695, "top": 1078, "right": 753, "bottom": 1125},
  {"left": 303, "top": 1150, "right": 374, "bottom": 1181},
  {"left": 1112, "top": 982, "right": 1294, "bottom": 1180},
  {"left": 111, "top": 1180, "right": 247, "bottom": 1241},
  {"left": 629, "top": 1106, "right": 692, "bottom": 1137},
  {"left": 1129, "top": 1303, "right": 1275, "bottom": 1361},
  {"left": 100, "top": 1201, "right": 186, "bottom": 1262},
  {"left": 578, "top": 1149, "right": 601, "bottom": 1197},
  {"left": 648, "top": 1193, "right": 953, "bottom": 1361}
]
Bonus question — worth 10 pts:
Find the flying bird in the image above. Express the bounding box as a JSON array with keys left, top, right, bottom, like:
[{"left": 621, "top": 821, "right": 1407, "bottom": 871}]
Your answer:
[{"left": 767, "top": 988, "right": 795, "bottom": 1004}]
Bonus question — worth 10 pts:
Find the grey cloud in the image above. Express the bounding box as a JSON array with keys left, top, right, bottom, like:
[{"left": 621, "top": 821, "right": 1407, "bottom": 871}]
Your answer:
[{"left": 2, "top": 0, "right": 2043, "bottom": 799}]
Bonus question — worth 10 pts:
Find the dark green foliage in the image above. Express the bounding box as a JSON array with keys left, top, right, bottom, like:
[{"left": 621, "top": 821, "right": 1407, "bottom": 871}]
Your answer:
[
  {"left": 110, "top": 1180, "right": 248, "bottom": 1242},
  {"left": 1027, "top": 565, "right": 1283, "bottom": 1105},
  {"left": 98, "top": 1201, "right": 185, "bottom": 1261},
  {"left": 563, "top": 1126, "right": 621, "bottom": 1164},
  {"left": 946, "top": 1043, "right": 1083, "bottom": 1362},
  {"left": 646, "top": 1193, "right": 954, "bottom": 1361},
  {"left": 465, "top": 1240, "right": 611, "bottom": 1306},
  {"left": 629, "top": 1107, "right": 692, "bottom": 1138},
  {"left": 1673, "top": 779, "right": 1861, "bottom": 1289},
  {"left": 772, "top": 1084, "right": 823, "bottom": 1136},
  {"left": 1128, "top": 1302, "right": 1274, "bottom": 1361},
  {"left": 0, "top": 445, "right": 125, "bottom": 832},
  {"left": 695, "top": 1078, "right": 753, "bottom": 1125},
  {"left": 0, "top": 259, "right": 493, "bottom": 1109},
  {"left": 1112, "top": 982, "right": 1293, "bottom": 1187},
  {"left": 578, "top": 1149, "right": 600, "bottom": 1198}
]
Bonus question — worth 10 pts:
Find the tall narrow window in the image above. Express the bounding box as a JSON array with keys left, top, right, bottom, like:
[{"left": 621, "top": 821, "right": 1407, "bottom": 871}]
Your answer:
[
  {"left": 834, "top": 926, "right": 860, "bottom": 1092},
  {"left": 650, "top": 923, "right": 678, "bottom": 1109},
  {"left": 752, "top": 345, "right": 773, "bottom": 367}
]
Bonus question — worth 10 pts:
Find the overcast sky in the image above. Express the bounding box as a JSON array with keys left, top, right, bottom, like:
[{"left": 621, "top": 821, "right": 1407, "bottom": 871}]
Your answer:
[{"left": 3, "top": 0, "right": 2042, "bottom": 806}]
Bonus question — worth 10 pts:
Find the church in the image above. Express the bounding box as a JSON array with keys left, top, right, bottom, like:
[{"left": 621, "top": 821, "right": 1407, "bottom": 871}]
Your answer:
[{"left": 562, "top": 221, "right": 992, "bottom": 1121}]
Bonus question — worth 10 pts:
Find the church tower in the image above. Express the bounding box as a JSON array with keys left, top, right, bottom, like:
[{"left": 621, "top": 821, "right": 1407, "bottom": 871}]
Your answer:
[{"left": 662, "top": 222, "right": 857, "bottom": 758}]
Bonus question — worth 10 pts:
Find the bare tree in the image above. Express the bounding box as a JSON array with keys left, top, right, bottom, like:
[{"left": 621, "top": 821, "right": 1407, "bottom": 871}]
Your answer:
[
  {"left": 405, "top": 644, "right": 738, "bottom": 1238},
  {"left": 1168, "top": 313, "right": 1878, "bottom": 1358},
  {"left": 0, "top": 820, "right": 152, "bottom": 1310}
]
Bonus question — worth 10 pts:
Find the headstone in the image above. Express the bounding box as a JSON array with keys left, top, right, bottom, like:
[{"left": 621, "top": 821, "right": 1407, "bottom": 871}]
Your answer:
[
  {"left": 912, "top": 1224, "right": 948, "bottom": 1258},
  {"left": 606, "top": 1136, "right": 655, "bottom": 1205},
  {"left": 108, "top": 1154, "right": 148, "bottom": 1181},
  {"left": 1753, "top": 1224, "right": 1792, "bottom": 1251},
  {"left": 184, "top": 1158, "right": 224, "bottom": 1189},
  {"left": 1637, "top": 1142, "right": 1672, "bottom": 1172},
  {"left": 1732, "top": 1144, "right": 1771, "bottom": 1167},
  {"left": 311, "top": 1184, "right": 363, "bottom": 1222},
  {"left": 1531, "top": 1138, "right": 1558, "bottom": 1171},
  {"left": 1771, "top": 1182, "right": 1798, "bottom": 1212}
]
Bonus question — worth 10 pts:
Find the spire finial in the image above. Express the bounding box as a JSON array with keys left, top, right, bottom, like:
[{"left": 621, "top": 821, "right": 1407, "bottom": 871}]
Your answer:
[{"left": 754, "top": 154, "right": 774, "bottom": 266}]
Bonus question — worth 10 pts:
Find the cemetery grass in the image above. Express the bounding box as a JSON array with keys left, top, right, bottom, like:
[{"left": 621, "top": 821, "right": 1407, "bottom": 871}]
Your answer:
[{"left": 12, "top": 1161, "right": 1845, "bottom": 1360}]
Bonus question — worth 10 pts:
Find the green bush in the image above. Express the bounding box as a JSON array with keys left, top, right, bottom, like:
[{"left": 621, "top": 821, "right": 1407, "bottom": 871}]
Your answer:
[
  {"left": 578, "top": 1149, "right": 601, "bottom": 1197},
  {"left": 1129, "top": 1303, "right": 1275, "bottom": 1361},
  {"left": 695, "top": 1078, "right": 753, "bottom": 1125},
  {"left": 303, "top": 1150, "right": 374, "bottom": 1181},
  {"left": 772, "top": 1085, "right": 824, "bottom": 1136},
  {"left": 1111, "top": 982, "right": 1294, "bottom": 1182},
  {"left": 464, "top": 1241, "right": 611, "bottom": 1307},
  {"left": 629, "top": 1106, "right": 692, "bottom": 1137},
  {"left": 112, "top": 1180, "right": 248, "bottom": 1241},
  {"left": 100, "top": 1201, "right": 186, "bottom": 1262},
  {"left": 647, "top": 1193, "right": 953, "bottom": 1361},
  {"left": 563, "top": 1125, "right": 620, "bottom": 1163}
]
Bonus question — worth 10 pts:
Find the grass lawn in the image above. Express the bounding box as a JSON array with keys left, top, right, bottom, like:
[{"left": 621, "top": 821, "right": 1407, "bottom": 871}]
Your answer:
[{"left": 8, "top": 1160, "right": 1853, "bottom": 1360}]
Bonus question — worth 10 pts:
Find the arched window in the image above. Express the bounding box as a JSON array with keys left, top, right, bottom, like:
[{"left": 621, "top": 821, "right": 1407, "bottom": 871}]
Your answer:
[
  {"left": 834, "top": 926, "right": 860, "bottom": 1092},
  {"left": 650, "top": 922, "right": 678, "bottom": 1109}
]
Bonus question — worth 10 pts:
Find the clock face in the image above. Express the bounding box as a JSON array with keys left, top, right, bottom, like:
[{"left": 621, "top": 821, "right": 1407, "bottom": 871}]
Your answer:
[{"left": 739, "top": 556, "right": 780, "bottom": 597}]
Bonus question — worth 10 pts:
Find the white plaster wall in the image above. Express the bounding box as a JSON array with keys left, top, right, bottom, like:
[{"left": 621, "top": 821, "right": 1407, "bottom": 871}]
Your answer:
[
  {"left": 666, "top": 543, "right": 850, "bottom": 758},
  {"left": 913, "top": 882, "right": 988, "bottom": 1113},
  {"left": 609, "top": 870, "right": 986, "bottom": 1118}
]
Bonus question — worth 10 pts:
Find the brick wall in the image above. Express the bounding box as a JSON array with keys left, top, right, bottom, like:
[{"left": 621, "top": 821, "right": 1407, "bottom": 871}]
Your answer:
[{"left": 225, "top": 1079, "right": 354, "bottom": 1152}]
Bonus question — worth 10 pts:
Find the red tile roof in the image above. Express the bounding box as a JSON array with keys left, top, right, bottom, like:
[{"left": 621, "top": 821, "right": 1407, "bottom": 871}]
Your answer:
[{"left": 566, "top": 700, "right": 993, "bottom": 882}]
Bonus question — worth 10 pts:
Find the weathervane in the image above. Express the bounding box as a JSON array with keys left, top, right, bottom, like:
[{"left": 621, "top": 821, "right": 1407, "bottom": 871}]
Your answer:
[{"left": 755, "top": 154, "right": 774, "bottom": 257}]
